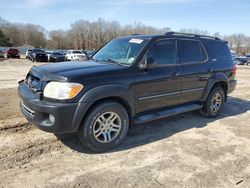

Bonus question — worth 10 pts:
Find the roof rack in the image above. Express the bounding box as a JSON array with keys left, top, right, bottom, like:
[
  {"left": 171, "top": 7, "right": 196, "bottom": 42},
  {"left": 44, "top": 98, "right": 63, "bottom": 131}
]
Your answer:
[{"left": 164, "top": 32, "right": 221, "bottom": 40}]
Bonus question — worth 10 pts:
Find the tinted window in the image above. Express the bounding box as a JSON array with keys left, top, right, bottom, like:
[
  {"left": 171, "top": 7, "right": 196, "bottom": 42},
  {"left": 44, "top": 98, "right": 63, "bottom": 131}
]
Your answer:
[
  {"left": 72, "top": 51, "right": 82, "bottom": 54},
  {"left": 204, "top": 40, "right": 232, "bottom": 62},
  {"left": 148, "top": 40, "right": 176, "bottom": 65},
  {"left": 52, "top": 52, "right": 62, "bottom": 55},
  {"left": 33, "top": 49, "right": 44, "bottom": 53},
  {"left": 10, "top": 49, "right": 18, "bottom": 52},
  {"left": 180, "top": 40, "right": 206, "bottom": 63}
]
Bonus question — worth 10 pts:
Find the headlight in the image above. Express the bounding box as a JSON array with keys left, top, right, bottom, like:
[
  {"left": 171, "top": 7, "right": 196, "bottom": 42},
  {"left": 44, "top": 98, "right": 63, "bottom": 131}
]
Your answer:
[{"left": 44, "top": 82, "right": 83, "bottom": 100}]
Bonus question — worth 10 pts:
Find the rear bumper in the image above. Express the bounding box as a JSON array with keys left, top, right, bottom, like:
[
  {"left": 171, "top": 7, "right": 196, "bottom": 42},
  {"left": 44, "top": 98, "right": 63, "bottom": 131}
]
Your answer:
[
  {"left": 18, "top": 82, "right": 91, "bottom": 134},
  {"left": 7, "top": 54, "right": 20, "bottom": 57},
  {"left": 228, "top": 80, "right": 237, "bottom": 94}
]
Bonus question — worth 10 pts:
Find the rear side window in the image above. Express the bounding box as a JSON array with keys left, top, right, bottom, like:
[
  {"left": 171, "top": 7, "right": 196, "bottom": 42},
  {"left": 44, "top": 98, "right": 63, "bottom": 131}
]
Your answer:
[
  {"left": 179, "top": 40, "right": 207, "bottom": 63},
  {"left": 148, "top": 39, "right": 176, "bottom": 65},
  {"left": 203, "top": 40, "right": 232, "bottom": 62}
]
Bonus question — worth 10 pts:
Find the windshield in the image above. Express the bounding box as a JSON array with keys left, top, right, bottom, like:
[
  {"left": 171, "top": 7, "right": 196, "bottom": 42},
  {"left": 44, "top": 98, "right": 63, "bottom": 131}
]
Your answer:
[
  {"left": 92, "top": 38, "right": 148, "bottom": 65},
  {"left": 33, "top": 49, "right": 44, "bottom": 53},
  {"left": 52, "top": 52, "right": 62, "bottom": 55}
]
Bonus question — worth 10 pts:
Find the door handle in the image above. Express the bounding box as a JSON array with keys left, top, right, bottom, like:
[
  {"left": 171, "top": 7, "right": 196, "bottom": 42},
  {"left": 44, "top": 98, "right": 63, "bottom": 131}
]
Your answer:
[
  {"left": 171, "top": 72, "right": 180, "bottom": 77},
  {"left": 199, "top": 75, "right": 210, "bottom": 81},
  {"left": 208, "top": 68, "right": 213, "bottom": 73}
]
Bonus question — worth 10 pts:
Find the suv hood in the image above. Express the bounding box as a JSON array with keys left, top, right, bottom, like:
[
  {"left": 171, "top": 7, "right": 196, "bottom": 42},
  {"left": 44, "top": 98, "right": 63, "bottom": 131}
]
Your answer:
[{"left": 30, "top": 61, "right": 126, "bottom": 82}]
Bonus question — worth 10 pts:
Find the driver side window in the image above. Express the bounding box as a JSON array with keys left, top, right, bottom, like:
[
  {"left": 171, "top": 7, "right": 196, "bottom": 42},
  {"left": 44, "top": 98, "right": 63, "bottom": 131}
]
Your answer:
[{"left": 148, "top": 39, "right": 176, "bottom": 65}]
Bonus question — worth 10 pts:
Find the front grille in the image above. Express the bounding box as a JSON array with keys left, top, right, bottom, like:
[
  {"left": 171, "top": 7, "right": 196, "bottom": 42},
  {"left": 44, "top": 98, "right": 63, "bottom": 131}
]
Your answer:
[{"left": 21, "top": 102, "right": 34, "bottom": 118}]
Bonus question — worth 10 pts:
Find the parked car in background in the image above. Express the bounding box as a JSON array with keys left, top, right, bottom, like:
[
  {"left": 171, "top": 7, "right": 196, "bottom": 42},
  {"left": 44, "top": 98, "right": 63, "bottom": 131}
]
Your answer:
[
  {"left": 65, "top": 50, "right": 86, "bottom": 61},
  {"left": 26, "top": 49, "right": 32, "bottom": 59},
  {"left": 246, "top": 54, "right": 250, "bottom": 65},
  {"left": 234, "top": 56, "right": 247, "bottom": 65},
  {"left": 6, "top": 48, "right": 20, "bottom": 58},
  {"left": 49, "top": 51, "right": 65, "bottom": 62},
  {"left": 0, "top": 50, "right": 4, "bottom": 58},
  {"left": 30, "top": 48, "right": 47, "bottom": 62}
]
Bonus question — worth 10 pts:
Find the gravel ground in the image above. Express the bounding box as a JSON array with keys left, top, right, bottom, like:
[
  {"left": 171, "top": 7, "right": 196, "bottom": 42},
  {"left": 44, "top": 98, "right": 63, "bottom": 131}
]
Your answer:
[{"left": 0, "top": 58, "right": 249, "bottom": 188}]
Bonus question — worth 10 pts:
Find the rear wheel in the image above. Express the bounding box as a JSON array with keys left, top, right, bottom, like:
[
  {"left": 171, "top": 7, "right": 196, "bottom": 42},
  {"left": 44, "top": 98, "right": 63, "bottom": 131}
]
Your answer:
[
  {"left": 201, "top": 86, "right": 225, "bottom": 117},
  {"left": 78, "top": 101, "right": 129, "bottom": 152}
]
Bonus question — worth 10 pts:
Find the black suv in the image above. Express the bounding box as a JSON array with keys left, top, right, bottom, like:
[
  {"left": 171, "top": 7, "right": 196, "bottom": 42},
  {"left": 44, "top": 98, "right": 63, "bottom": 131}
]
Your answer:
[
  {"left": 29, "top": 48, "right": 47, "bottom": 62},
  {"left": 18, "top": 32, "right": 237, "bottom": 152}
]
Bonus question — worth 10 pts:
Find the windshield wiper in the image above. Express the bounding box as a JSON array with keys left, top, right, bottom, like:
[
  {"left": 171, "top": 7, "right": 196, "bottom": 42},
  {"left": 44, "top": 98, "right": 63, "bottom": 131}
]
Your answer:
[
  {"left": 105, "top": 59, "right": 123, "bottom": 66},
  {"left": 105, "top": 59, "right": 128, "bottom": 66}
]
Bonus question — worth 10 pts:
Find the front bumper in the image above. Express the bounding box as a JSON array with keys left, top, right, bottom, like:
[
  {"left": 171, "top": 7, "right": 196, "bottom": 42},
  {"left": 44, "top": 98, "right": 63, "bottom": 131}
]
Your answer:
[
  {"left": 35, "top": 56, "right": 47, "bottom": 62},
  {"left": 51, "top": 57, "right": 65, "bottom": 62},
  {"left": 18, "top": 81, "right": 90, "bottom": 134}
]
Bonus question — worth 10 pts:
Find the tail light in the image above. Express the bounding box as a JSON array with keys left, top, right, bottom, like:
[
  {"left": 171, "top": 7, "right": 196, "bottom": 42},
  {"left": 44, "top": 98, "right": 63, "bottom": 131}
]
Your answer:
[{"left": 232, "top": 66, "right": 237, "bottom": 76}]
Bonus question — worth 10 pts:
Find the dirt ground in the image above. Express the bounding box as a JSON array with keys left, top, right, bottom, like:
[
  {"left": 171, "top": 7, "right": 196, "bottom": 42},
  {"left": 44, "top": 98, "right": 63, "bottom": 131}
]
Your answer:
[{"left": 0, "top": 58, "right": 250, "bottom": 188}]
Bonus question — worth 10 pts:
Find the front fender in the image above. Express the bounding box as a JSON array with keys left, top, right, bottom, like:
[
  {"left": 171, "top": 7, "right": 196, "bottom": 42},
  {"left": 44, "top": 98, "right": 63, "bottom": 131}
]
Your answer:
[{"left": 72, "top": 85, "right": 134, "bottom": 131}]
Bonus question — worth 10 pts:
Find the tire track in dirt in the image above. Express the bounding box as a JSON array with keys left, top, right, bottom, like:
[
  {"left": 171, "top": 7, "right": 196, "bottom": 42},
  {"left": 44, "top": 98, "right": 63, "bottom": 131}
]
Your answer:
[
  {"left": 0, "top": 135, "right": 66, "bottom": 170},
  {"left": 0, "top": 119, "right": 72, "bottom": 171},
  {"left": 0, "top": 121, "right": 33, "bottom": 134}
]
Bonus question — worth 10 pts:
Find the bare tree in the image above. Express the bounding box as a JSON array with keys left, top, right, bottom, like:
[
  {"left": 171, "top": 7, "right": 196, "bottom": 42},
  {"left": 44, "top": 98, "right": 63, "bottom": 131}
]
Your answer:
[
  {"left": 179, "top": 28, "right": 210, "bottom": 35},
  {"left": 1, "top": 16, "right": 250, "bottom": 54},
  {"left": 225, "top": 34, "right": 247, "bottom": 54},
  {"left": 47, "top": 30, "right": 68, "bottom": 49}
]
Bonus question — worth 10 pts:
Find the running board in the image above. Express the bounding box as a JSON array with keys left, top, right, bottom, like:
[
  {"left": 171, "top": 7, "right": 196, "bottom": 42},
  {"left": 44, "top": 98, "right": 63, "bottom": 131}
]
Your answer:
[{"left": 134, "top": 104, "right": 202, "bottom": 124}]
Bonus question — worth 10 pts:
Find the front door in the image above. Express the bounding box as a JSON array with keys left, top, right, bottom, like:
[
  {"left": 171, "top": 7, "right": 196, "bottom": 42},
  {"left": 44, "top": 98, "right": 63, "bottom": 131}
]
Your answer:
[{"left": 135, "top": 39, "right": 181, "bottom": 114}]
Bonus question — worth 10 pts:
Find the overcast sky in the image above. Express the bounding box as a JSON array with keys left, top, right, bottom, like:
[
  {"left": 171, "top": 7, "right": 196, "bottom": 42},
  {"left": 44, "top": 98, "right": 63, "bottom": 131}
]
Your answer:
[{"left": 1, "top": 0, "right": 250, "bottom": 35}]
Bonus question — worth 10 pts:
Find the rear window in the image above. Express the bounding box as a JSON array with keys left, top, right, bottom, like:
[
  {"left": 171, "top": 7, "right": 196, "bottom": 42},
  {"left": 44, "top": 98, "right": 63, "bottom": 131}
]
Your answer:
[
  {"left": 72, "top": 51, "right": 82, "bottom": 54},
  {"left": 203, "top": 40, "right": 232, "bottom": 62},
  {"left": 9, "top": 49, "right": 18, "bottom": 52},
  {"left": 179, "top": 40, "right": 207, "bottom": 63}
]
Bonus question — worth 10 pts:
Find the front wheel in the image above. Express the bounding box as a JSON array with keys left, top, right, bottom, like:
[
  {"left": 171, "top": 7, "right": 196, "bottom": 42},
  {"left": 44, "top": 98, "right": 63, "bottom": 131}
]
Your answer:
[
  {"left": 201, "top": 86, "right": 225, "bottom": 117},
  {"left": 78, "top": 101, "right": 129, "bottom": 152}
]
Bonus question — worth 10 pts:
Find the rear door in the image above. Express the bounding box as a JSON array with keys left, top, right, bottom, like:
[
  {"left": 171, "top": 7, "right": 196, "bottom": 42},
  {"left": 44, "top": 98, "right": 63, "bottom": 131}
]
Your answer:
[
  {"left": 179, "top": 39, "right": 211, "bottom": 104},
  {"left": 135, "top": 39, "right": 181, "bottom": 113}
]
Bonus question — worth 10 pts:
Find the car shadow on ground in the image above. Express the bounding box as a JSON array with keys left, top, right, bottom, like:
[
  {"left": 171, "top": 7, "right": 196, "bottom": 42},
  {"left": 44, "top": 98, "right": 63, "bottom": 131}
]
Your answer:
[{"left": 57, "top": 96, "right": 250, "bottom": 154}]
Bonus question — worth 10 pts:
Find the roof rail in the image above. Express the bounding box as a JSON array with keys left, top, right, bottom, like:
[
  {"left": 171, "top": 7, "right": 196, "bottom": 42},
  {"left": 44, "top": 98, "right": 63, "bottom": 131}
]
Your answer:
[{"left": 164, "top": 32, "right": 221, "bottom": 40}]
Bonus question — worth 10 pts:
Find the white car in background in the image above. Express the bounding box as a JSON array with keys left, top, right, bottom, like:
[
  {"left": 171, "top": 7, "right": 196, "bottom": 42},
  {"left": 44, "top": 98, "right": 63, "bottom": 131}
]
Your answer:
[{"left": 65, "top": 50, "right": 86, "bottom": 61}]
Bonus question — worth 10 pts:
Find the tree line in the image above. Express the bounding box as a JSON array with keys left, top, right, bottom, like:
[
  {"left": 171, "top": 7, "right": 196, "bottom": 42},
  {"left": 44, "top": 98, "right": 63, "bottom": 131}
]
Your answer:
[{"left": 0, "top": 17, "right": 250, "bottom": 54}]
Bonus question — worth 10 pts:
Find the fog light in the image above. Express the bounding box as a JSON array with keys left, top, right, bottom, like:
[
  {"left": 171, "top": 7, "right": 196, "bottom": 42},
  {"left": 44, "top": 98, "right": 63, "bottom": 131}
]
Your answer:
[{"left": 49, "top": 114, "right": 55, "bottom": 123}]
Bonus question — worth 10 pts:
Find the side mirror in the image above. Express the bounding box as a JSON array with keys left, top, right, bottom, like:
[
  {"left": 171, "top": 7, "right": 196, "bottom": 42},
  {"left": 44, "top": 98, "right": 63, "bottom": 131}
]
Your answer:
[{"left": 140, "top": 56, "right": 156, "bottom": 69}]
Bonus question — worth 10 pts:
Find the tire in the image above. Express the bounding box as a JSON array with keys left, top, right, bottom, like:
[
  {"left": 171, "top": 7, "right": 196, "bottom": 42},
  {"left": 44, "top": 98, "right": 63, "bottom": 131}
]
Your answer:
[
  {"left": 201, "top": 86, "right": 225, "bottom": 117},
  {"left": 78, "top": 101, "right": 129, "bottom": 152}
]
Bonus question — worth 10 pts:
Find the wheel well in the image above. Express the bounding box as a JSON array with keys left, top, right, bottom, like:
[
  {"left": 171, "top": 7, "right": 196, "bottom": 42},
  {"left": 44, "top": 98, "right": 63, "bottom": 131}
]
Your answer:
[
  {"left": 81, "top": 97, "right": 133, "bottom": 128},
  {"left": 211, "top": 81, "right": 228, "bottom": 100}
]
